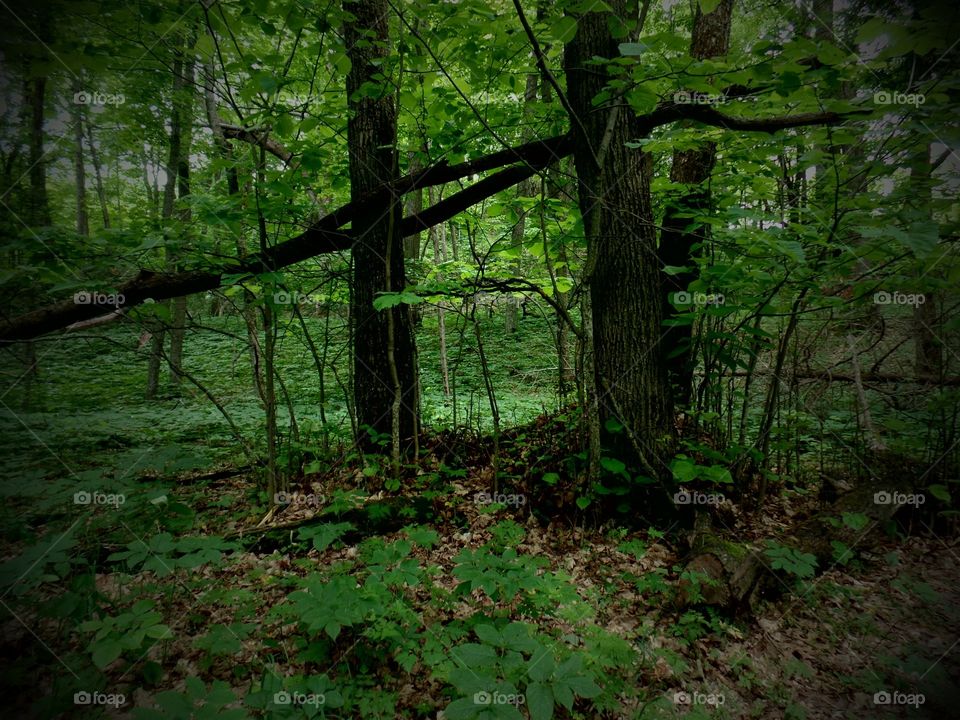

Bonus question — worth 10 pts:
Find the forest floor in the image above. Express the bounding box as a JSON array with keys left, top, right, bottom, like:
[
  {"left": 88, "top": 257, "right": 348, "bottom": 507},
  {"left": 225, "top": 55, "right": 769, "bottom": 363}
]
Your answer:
[
  {"left": 60, "top": 449, "right": 956, "bottom": 719},
  {"left": 1, "top": 323, "right": 956, "bottom": 719},
  {"left": 1, "top": 446, "right": 958, "bottom": 718}
]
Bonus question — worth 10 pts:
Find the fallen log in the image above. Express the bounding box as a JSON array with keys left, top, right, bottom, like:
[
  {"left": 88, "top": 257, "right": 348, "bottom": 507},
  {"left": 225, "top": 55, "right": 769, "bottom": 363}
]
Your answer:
[{"left": 677, "top": 470, "right": 923, "bottom": 614}]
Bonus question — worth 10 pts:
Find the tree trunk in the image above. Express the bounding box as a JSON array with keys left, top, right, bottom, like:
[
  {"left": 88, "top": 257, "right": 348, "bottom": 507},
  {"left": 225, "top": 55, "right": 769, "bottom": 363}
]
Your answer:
[
  {"left": 405, "top": 149, "right": 424, "bottom": 327},
  {"left": 70, "top": 78, "right": 89, "bottom": 237},
  {"left": 84, "top": 120, "right": 110, "bottom": 228},
  {"left": 658, "top": 0, "right": 734, "bottom": 407},
  {"left": 431, "top": 188, "right": 451, "bottom": 395},
  {"left": 169, "top": 52, "right": 195, "bottom": 390},
  {"left": 564, "top": 1, "right": 674, "bottom": 475},
  {"left": 26, "top": 76, "right": 50, "bottom": 226},
  {"left": 345, "top": 0, "right": 418, "bottom": 453},
  {"left": 909, "top": 142, "right": 941, "bottom": 380},
  {"left": 147, "top": 44, "right": 191, "bottom": 398}
]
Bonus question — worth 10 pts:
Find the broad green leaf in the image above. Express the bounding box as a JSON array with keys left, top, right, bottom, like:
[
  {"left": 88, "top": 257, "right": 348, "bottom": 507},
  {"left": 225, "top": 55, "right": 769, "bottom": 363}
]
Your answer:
[
  {"left": 91, "top": 638, "right": 123, "bottom": 668},
  {"left": 550, "top": 16, "right": 578, "bottom": 43},
  {"left": 526, "top": 682, "right": 553, "bottom": 720}
]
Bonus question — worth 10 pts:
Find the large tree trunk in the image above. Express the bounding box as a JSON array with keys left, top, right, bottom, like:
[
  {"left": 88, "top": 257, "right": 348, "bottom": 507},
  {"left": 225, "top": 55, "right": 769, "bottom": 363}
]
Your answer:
[
  {"left": 564, "top": 1, "right": 674, "bottom": 475},
  {"left": 345, "top": 0, "right": 418, "bottom": 453},
  {"left": 658, "top": 0, "right": 734, "bottom": 408}
]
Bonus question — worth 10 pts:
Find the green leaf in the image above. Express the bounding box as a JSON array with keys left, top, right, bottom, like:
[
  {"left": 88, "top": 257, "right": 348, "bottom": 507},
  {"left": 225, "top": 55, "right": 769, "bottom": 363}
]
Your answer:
[
  {"left": 701, "top": 464, "right": 733, "bottom": 484},
  {"left": 618, "top": 42, "right": 647, "bottom": 56},
  {"left": 91, "top": 638, "right": 123, "bottom": 669},
  {"left": 698, "top": 0, "right": 722, "bottom": 13},
  {"left": 550, "top": 16, "right": 578, "bottom": 43},
  {"left": 670, "top": 457, "right": 699, "bottom": 482},
  {"left": 928, "top": 484, "right": 951, "bottom": 502},
  {"left": 298, "top": 522, "right": 354, "bottom": 552},
  {"left": 455, "top": 642, "right": 498, "bottom": 667},
  {"left": 526, "top": 682, "right": 554, "bottom": 720},
  {"left": 474, "top": 624, "right": 501, "bottom": 646},
  {"left": 604, "top": 417, "right": 624, "bottom": 433},
  {"left": 600, "top": 457, "right": 626, "bottom": 475},
  {"left": 564, "top": 674, "right": 602, "bottom": 697},
  {"left": 145, "top": 624, "right": 172, "bottom": 639}
]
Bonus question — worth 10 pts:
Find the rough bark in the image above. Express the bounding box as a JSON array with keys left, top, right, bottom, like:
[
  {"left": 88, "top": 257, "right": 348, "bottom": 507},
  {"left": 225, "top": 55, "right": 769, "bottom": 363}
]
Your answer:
[
  {"left": 345, "top": 0, "right": 417, "bottom": 452},
  {"left": 564, "top": 1, "right": 674, "bottom": 474}
]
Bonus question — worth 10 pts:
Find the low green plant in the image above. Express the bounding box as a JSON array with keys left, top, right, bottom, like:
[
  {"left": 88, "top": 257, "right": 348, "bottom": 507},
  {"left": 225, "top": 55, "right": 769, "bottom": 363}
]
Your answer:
[
  {"left": 79, "top": 599, "right": 173, "bottom": 669},
  {"left": 107, "top": 533, "right": 237, "bottom": 576},
  {"left": 763, "top": 541, "right": 817, "bottom": 579},
  {"left": 440, "top": 622, "right": 602, "bottom": 720},
  {"left": 134, "top": 677, "right": 249, "bottom": 720}
]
